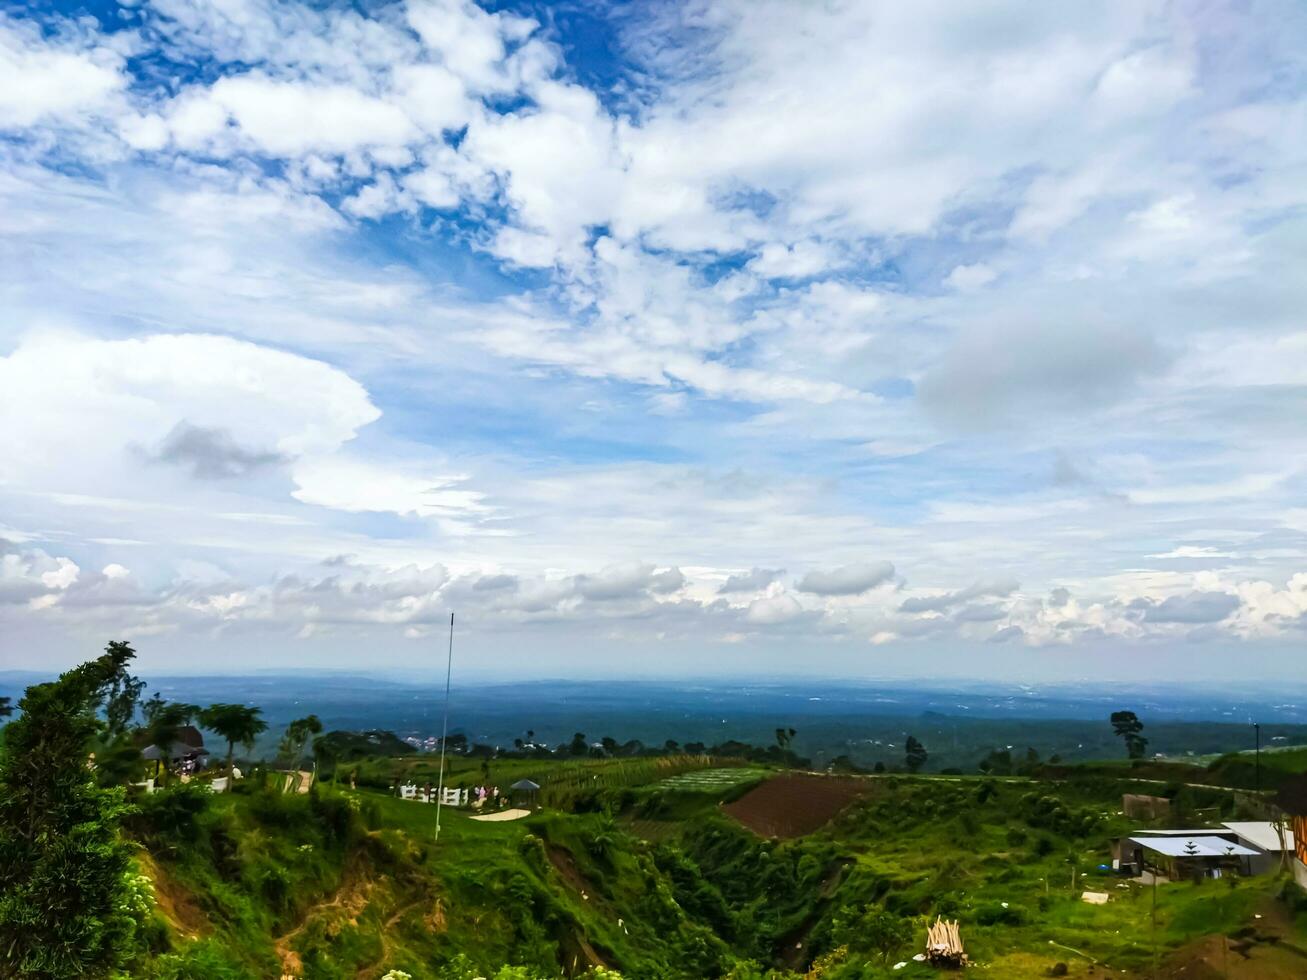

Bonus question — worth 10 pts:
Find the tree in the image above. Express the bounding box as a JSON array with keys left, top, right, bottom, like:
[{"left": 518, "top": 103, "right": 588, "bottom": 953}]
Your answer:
[
  {"left": 775, "top": 727, "right": 796, "bottom": 750},
  {"left": 600, "top": 736, "right": 619, "bottom": 756},
  {"left": 312, "top": 734, "right": 338, "bottom": 782},
  {"left": 833, "top": 903, "right": 914, "bottom": 964},
  {"left": 0, "top": 696, "right": 11, "bottom": 719},
  {"left": 905, "top": 735, "right": 928, "bottom": 773},
  {"left": 569, "top": 731, "right": 588, "bottom": 756},
  {"left": 199, "top": 703, "right": 268, "bottom": 775},
  {"left": 0, "top": 645, "right": 140, "bottom": 978},
  {"left": 95, "top": 641, "right": 146, "bottom": 739},
  {"left": 1110, "top": 711, "right": 1149, "bottom": 760},
  {"left": 279, "top": 714, "right": 322, "bottom": 767}
]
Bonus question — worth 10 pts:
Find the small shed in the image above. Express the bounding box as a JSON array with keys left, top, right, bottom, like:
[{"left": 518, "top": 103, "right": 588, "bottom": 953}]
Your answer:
[{"left": 510, "top": 778, "right": 541, "bottom": 805}]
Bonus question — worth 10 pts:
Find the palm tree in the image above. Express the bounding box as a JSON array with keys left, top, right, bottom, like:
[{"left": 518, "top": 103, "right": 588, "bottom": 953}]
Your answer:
[{"left": 199, "top": 703, "right": 268, "bottom": 775}]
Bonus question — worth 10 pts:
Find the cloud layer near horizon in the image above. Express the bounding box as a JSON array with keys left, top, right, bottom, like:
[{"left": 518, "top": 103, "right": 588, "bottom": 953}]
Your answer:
[{"left": 4, "top": 0, "right": 1307, "bottom": 675}]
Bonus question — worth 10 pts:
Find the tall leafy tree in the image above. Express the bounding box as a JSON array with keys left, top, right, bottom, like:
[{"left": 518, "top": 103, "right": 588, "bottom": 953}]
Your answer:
[
  {"left": 279, "top": 714, "right": 323, "bottom": 768},
  {"left": 1110, "top": 710, "right": 1149, "bottom": 760},
  {"left": 0, "top": 645, "right": 139, "bottom": 978},
  {"left": 89, "top": 641, "right": 148, "bottom": 787},
  {"left": 95, "top": 641, "right": 146, "bottom": 739},
  {"left": 904, "top": 735, "right": 928, "bottom": 772},
  {"left": 0, "top": 697, "right": 11, "bottom": 719},
  {"left": 312, "top": 733, "right": 338, "bottom": 782},
  {"left": 199, "top": 703, "right": 268, "bottom": 775}
]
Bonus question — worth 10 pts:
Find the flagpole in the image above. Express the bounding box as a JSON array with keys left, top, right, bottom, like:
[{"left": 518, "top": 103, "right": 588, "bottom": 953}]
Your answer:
[{"left": 435, "top": 612, "right": 454, "bottom": 842}]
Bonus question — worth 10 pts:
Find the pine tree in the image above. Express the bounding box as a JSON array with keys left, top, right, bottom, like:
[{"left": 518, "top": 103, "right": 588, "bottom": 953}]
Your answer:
[
  {"left": 905, "top": 735, "right": 928, "bottom": 772},
  {"left": 0, "top": 644, "right": 140, "bottom": 978}
]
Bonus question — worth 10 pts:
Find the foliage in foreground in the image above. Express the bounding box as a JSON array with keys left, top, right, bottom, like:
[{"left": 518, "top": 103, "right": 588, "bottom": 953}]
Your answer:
[{"left": 0, "top": 643, "right": 143, "bottom": 979}]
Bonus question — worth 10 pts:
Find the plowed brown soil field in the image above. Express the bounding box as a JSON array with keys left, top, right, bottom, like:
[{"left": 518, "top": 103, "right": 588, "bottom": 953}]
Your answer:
[{"left": 723, "top": 772, "right": 870, "bottom": 837}]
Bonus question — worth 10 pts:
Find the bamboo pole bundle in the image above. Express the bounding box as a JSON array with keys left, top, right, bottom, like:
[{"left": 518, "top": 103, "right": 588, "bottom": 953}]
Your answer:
[{"left": 925, "top": 916, "right": 967, "bottom": 967}]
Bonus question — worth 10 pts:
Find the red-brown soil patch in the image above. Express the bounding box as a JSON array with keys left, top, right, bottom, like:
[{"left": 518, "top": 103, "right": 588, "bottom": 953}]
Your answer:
[
  {"left": 137, "top": 851, "right": 211, "bottom": 939},
  {"left": 723, "top": 773, "right": 869, "bottom": 838}
]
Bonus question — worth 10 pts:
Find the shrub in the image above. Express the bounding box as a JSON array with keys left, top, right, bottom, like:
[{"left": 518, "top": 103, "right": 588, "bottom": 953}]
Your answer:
[
  {"left": 131, "top": 783, "right": 211, "bottom": 842},
  {"left": 975, "top": 901, "right": 1028, "bottom": 926}
]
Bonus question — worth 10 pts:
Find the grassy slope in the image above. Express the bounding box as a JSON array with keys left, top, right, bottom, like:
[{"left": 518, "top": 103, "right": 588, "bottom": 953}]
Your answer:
[{"left": 130, "top": 762, "right": 1307, "bottom": 980}]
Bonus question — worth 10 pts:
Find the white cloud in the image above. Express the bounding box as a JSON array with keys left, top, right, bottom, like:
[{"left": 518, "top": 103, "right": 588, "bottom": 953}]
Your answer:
[
  {"left": 747, "top": 241, "right": 838, "bottom": 280},
  {"left": 291, "top": 456, "right": 488, "bottom": 523},
  {"left": 3, "top": 0, "right": 1307, "bottom": 674},
  {"left": 798, "top": 562, "right": 896, "bottom": 596},
  {"left": 746, "top": 592, "right": 803, "bottom": 625},
  {"left": 1092, "top": 44, "right": 1195, "bottom": 117},
  {"left": 944, "top": 262, "right": 997, "bottom": 290},
  {"left": 178, "top": 74, "right": 418, "bottom": 157},
  {"left": 0, "top": 15, "right": 126, "bottom": 129}
]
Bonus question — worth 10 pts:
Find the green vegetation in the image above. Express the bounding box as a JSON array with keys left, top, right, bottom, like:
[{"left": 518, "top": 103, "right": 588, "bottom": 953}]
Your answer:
[
  {"left": 2, "top": 644, "right": 1306, "bottom": 979},
  {"left": 0, "top": 643, "right": 143, "bottom": 979},
  {"left": 1112, "top": 711, "right": 1150, "bottom": 760},
  {"left": 198, "top": 703, "right": 269, "bottom": 775}
]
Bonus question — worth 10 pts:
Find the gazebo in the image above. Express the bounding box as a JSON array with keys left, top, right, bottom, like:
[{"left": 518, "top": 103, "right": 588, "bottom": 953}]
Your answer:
[{"left": 510, "top": 778, "right": 541, "bottom": 806}]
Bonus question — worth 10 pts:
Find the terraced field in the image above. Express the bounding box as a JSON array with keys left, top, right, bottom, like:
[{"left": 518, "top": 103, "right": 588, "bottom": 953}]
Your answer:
[{"left": 657, "top": 766, "right": 769, "bottom": 792}]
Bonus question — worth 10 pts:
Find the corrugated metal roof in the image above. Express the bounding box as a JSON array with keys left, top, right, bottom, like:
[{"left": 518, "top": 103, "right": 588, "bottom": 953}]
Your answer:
[
  {"left": 1128, "top": 835, "right": 1259, "bottom": 858},
  {"left": 1222, "top": 821, "right": 1296, "bottom": 852}
]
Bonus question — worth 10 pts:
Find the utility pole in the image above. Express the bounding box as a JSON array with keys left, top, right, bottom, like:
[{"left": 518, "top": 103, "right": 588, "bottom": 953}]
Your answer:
[
  {"left": 434, "top": 612, "right": 455, "bottom": 843},
  {"left": 1254, "top": 722, "right": 1261, "bottom": 793},
  {"left": 1151, "top": 871, "right": 1158, "bottom": 980}
]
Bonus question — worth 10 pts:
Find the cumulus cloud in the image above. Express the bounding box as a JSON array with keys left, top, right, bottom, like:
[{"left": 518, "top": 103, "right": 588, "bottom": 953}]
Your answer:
[
  {"left": 574, "top": 563, "right": 684, "bottom": 601},
  {"left": 0, "top": 14, "right": 127, "bottom": 129},
  {"left": 2, "top": 0, "right": 1307, "bottom": 672},
  {"left": 797, "top": 562, "right": 895, "bottom": 596},
  {"left": 746, "top": 592, "right": 804, "bottom": 625},
  {"left": 719, "top": 567, "right": 785, "bottom": 594},
  {"left": 1135, "top": 591, "right": 1241, "bottom": 624},
  {"left": 900, "top": 579, "right": 1019, "bottom": 614},
  {"left": 988, "top": 625, "right": 1024, "bottom": 644}
]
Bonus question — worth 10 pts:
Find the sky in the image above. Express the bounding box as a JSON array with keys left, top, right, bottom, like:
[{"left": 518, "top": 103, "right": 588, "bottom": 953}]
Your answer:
[{"left": 3, "top": 0, "right": 1307, "bottom": 683}]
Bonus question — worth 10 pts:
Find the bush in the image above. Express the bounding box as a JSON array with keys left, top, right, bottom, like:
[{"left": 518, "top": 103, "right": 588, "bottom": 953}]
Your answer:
[
  {"left": 975, "top": 901, "right": 1028, "bottom": 926},
  {"left": 131, "top": 783, "right": 211, "bottom": 842}
]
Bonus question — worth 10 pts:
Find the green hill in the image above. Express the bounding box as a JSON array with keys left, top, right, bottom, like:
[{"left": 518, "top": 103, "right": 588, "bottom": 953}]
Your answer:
[
  {"left": 115, "top": 759, "right": 1307, "bottom": 980},
  {"left": 4, "top": 646, "right": 1306, "bottom": 979}
]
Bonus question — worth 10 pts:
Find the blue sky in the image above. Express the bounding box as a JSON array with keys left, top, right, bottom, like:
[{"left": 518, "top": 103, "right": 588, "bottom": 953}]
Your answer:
[{"left": 3, "top": 0, "right": 1307, "bottom": 682}]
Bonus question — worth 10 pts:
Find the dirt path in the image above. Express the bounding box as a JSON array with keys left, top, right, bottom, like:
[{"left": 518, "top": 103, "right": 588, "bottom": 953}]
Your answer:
[
  {"left": 777, "top": 860, "right": 849, "bottom": 970},
  {"left": 137, "top": 851, "right": 211, "bottom": 940},
  {"left": 273, "top": 871, "right": 375, "bottom": 979},
  {"left": 544, "top": 846, "right": 613, "bottom": 973},
  {"left": 353, "top": 898, "right": 425, "bottom": 980}
]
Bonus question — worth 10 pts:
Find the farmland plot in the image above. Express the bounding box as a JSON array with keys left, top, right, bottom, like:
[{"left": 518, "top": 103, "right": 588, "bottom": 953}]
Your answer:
[{"left": 724, "top": 772, "right": 870, "bottom": 837}]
